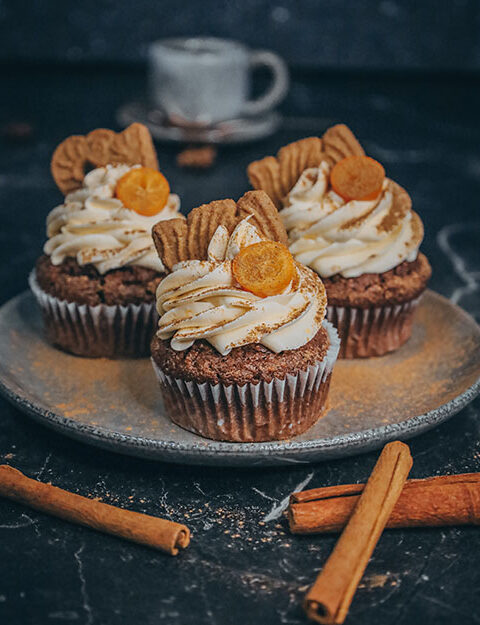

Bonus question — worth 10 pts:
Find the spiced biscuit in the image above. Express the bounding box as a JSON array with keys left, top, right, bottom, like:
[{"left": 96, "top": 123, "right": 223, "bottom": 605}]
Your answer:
[
  {"left": 152, "top": 190, "right": 288, "bottom": 271},
  {"left": 248, "top": 124, "right": 363, "bottom": 208},
  {"left": 51, "top": 123, "right": 159, "bottom": 195}
]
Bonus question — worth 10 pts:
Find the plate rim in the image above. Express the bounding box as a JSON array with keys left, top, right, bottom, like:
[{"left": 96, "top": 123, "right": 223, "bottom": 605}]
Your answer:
[
  {"left": 116, "top": 100, "right": 282, "bottom": 145},
  {"left": 0, "top": 289, "right": 479, "bottom": 465}
]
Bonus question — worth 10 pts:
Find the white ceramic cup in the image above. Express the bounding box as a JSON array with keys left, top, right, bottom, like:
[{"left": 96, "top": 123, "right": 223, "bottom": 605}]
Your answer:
[{"left": 148, "top": 37, "right": 289, "bottom": 125}]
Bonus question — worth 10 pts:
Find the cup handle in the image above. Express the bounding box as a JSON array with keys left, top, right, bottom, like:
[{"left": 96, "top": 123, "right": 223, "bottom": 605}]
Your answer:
[{"left": 242, "top": 50, "right": 289, "bottom": 117}]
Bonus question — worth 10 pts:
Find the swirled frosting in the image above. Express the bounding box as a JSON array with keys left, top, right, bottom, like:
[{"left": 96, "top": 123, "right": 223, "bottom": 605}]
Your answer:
[
  {"left": 155, "top": 220, "right": 327, "bottom": 355},
  {"left": 280, "top": 162, "right": 424, "bottom": 278},
  {"left": 44, "top": 164, "right": 181, "bottom": 274}
]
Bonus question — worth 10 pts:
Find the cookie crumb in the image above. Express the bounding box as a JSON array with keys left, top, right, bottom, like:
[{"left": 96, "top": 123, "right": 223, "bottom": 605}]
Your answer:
[
  {"left": 1, "top": 121, "right": 34, "bottom": 143},
  {"left": 177, "top": 145, "right": 217, "bottom": 169}
]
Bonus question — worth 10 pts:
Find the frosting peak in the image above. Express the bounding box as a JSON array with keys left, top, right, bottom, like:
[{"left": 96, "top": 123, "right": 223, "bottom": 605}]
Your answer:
[
  {"left": 156, "top": 220, "right": 327, "bottom": 355},
  {"left": 281, "top": 162, "right": 423, "bottom": 278},
  {"left": 44, "top": 164, "right": 181, "bottom": 274}
]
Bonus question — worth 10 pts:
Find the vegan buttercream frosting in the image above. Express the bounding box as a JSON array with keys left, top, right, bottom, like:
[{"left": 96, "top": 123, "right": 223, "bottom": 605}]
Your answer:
[
  {"left": 44, "top": 164, "right": 180, "bottom": 274},
  {"left": 155, "top": 219, "right": 327, "bottom": 356},
  {"left": 280, "top": 163, "right": 424, "bottom": 279}
]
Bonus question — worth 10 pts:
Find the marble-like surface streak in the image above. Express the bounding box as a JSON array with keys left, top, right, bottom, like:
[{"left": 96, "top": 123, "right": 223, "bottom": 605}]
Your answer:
[
  {"left": 437, "top": 223, "right": 480, "bottom": 318},
  {"left": 0, "top": 67, "right": 479, "bottom": 625}
]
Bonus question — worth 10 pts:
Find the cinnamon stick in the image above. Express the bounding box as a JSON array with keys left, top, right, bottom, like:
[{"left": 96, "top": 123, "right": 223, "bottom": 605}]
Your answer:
[
  {"left": 0, "top": 465, "right": 190, "bottom": 555},
  {"left": 290, "top": 473, "right": 480, "bottom": 534},
  {"left": 304, "top": 441, "right": 412, "bottom": 624}
]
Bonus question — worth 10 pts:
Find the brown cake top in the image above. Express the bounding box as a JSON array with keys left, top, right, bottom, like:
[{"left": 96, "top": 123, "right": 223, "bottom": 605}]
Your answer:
[
  {"left": 151, "top": 190, "right": 288, "bottom": 272},
  {"left": 151, "top": 325, "right": 330, "bottom": 385},
  {"left": 51, "top": 123, "right": 159, "bottom": 195},
  {"left": 322, "top": 253, "right": 432, "bottom": 308}
]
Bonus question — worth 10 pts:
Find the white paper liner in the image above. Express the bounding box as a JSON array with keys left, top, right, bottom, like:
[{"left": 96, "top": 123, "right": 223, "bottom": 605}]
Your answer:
[
  {"left": 29, "top": 271, "right": 158, "bottom": 358},
  {"left": 151, "top": 320, "right": 340, "bottom": 442},
  {"left": 327, "top": 296, "right": 420, "bottom": 359}
]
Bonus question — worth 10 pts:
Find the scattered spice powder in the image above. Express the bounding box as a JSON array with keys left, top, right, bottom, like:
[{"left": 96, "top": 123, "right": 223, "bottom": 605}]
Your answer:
[
  {"left": 328, "top": 298, "right": 479, "bottom": 423},
  {"left": 26, "top": 342, "right": 159, "bottom": 431},
  {"left": 359, "top": 573, "right": 398, "bottom": 590}
]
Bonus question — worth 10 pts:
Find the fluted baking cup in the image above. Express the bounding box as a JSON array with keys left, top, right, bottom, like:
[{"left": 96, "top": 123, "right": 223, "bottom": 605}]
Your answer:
[
  {"left": 327, "top": 297, "right": 421, "bottom": 359},
  {"left": 29, "top": 271, "right": 158, "bottom": 358},
  {"left": 151, "top": 320, "right": 340, "bottom": 442}
]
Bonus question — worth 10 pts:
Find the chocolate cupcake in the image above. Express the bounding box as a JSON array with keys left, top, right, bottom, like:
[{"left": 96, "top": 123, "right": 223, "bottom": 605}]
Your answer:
[
  {"left": 248, "top": 124, "right": 431, "bottom": 358},
  {"left": 150, "top": 191, "right": 339, "bottom": 442},
  {"left": 30, "top": 123, "right": 183, "bottom": 357}
]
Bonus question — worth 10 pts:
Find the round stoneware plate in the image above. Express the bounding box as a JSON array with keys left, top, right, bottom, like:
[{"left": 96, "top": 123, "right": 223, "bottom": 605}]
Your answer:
[{"left": 0, "top": 290, "right": 479, "bottom": 466}]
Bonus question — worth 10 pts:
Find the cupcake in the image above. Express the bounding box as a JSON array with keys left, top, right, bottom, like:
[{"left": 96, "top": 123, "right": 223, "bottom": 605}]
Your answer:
[
  {"left": 150, "top": 191, "right": 340, "bottom": 442},
  {"left": 30, "top": 123, "right": 183, "bottom": 357},
  {"left": 248, "top": 124, "right": 431, "bottom": 358}
]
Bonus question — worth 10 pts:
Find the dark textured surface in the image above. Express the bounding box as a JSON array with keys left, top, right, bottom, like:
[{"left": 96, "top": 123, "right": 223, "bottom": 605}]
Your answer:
[
  {"left": 1, "top": 1, "right": 480, "bottom": 70},
  {"left": 0, "top": 66, "right": 480, "bottom": 624}
]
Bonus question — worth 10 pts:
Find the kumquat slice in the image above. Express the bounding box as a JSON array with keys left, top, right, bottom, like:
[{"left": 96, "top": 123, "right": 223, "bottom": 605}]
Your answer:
[
  {"left": 330, "top": 155, "right": 385, "bottom": 202},
  {"left": 115, "top": 167, "right": 170, "bottom": 217},
  {"left": 232, "top": 241, "right": 296, "bottom": 298}
]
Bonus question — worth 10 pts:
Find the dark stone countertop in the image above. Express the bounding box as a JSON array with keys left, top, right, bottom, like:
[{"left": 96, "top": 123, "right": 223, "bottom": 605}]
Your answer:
[{"left": 0, "top": 66, "right": 479, "bottom": 625}]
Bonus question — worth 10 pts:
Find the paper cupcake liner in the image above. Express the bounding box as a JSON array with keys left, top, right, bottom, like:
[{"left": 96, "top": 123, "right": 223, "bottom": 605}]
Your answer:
[
  {"left": 29, "top": 271, "right": 158, "bottom": 358},
  {"left": 327, "top": 296, "right": 421, "bottom": 359},
  {"left": 151, "top": 320, "right": 340, "bottom": 442}
]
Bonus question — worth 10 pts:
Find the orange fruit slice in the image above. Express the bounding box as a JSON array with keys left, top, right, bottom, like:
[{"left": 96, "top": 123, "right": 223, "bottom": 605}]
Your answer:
[
  {"left": 115, "top": 167, "right": 170, "bottom": 216},
  {"left": 232, "top": 241, "right": 296, "bottom": 298},
  {"left": 330, "top": 155, "right": 385, "bottom": 202}
]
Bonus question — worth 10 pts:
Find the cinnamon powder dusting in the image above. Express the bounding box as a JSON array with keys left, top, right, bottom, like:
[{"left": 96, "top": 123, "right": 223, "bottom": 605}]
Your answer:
[
  {"left": 28, "top": 348, "right": 159, "bottom": 432},
  {"left": 328, "top": 296, "right": 479, "bottom": 423}
]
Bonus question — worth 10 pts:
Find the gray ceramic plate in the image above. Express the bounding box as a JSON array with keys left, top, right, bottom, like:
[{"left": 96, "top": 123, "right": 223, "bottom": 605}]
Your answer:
[{"left": 0, "top": 290, "right": 479, "bottom": 466}]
